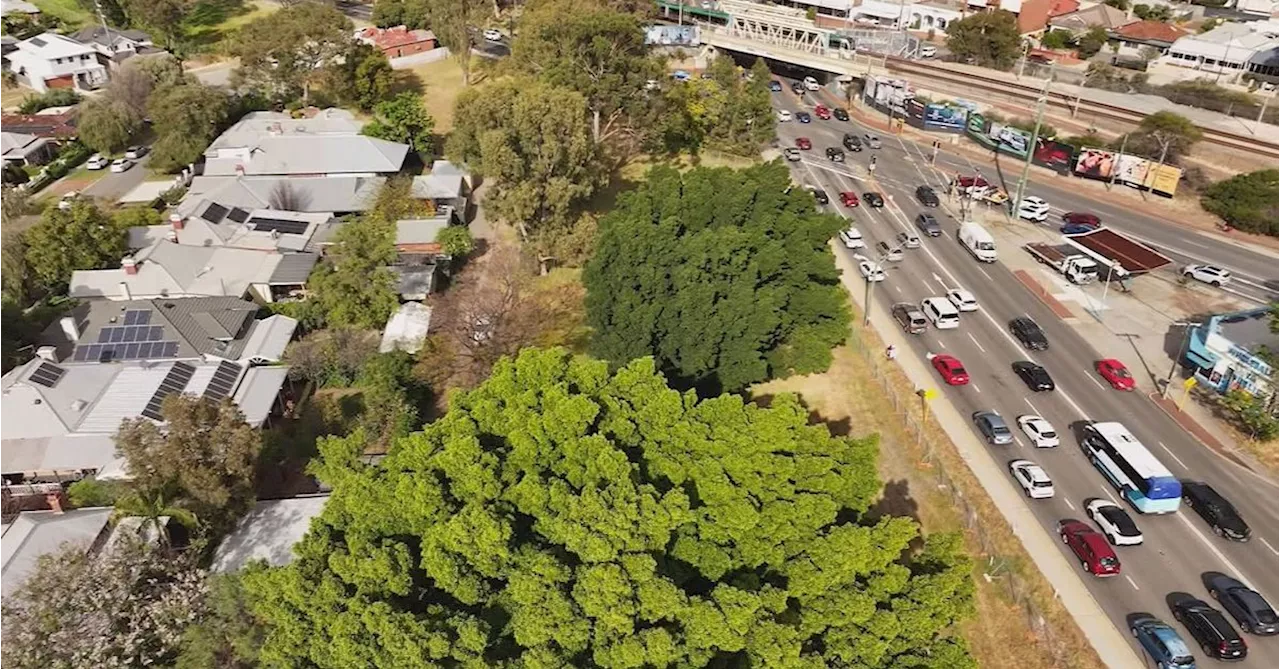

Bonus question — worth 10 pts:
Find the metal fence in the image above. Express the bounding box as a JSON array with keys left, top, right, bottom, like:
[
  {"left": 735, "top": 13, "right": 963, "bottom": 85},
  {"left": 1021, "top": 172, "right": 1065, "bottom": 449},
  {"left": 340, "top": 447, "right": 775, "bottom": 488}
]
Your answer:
[{"left": 845, "top": 321, "right": 1097, "bottom": 669}]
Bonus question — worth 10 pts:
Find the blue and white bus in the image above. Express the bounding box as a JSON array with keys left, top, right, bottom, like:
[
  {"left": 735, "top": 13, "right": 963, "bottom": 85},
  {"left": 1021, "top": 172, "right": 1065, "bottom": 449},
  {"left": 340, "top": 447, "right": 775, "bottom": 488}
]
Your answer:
[{"left": 1081, "top": 421, "right": 1181, "bottom": 514}]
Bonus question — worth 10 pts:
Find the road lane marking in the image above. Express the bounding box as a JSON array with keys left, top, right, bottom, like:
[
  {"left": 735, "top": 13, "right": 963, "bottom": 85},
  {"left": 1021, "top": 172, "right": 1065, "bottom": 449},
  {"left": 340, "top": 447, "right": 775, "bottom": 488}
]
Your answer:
[
  {"left": 1024, "top": 397, "right": 1037, "bottom": 412},
  {"left": 937, "top": 339, "right": 946, "bottom": 349},
  {"left": 970, "top": 382, "right": 979, "bottom": 393},
  {"left": 1175, "top": 511, "right": 1259, "bottom": 593},
  {"left": 1125, "top": 575, "right": 1140, "bottom": 591},
  {"left": 1084, "top": 372, "right": 1107, "bottom": 390},
  {"left": 967, "top": 332, "right": 987, "bottom": 353},
  {"left": 1156, "top": 441, "right": 1188, "bottom": 470},
  {"left": 1099, "top": 486, "right": 1117, "bottom": 504},
  {"left": 1260, "top": 536, "right": 1279, "bottom": 557},
  {"left": 977, "top": 266, "right": 994, "bottom": 282},
  {"left": 1064, "top": 497, "right": 1074, "bottom": 509}
]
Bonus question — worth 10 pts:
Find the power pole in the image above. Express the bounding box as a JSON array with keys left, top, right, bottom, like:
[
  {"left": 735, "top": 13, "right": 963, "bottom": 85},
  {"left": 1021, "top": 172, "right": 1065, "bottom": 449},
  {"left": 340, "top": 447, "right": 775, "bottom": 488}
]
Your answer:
[
  {"left": 1108, "top": 132, "right": 1127, "bottom": 191},
  {"left": 1012, "top": 60, "right": 1055, "bottom": 219},
  {"left": 1162, "top": 321, "right": 1202, "bottom": 399},
  {"left": 1143, "top": 131, "right": 1174, "bottom": 199}
]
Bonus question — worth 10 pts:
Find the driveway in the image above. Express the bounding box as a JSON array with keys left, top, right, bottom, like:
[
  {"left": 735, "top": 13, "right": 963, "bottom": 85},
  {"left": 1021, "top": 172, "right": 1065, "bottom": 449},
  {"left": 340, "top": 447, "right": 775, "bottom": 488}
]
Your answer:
[{"left": 82, "top": 154, "right": 153, "bottom": 202}]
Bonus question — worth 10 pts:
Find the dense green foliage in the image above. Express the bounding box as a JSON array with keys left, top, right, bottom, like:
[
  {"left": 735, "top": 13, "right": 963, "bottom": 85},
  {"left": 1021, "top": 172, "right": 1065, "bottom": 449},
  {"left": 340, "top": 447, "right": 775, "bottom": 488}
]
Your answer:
[
  {"left": 16, "top": 88, "right": 82, "bottom": 114},
  {"left": 585, "top": 163, "right": 850, "bottom": 394},
  {"left": 78, "top": 95, "right": 142, "bottom": 154},
  {"left": 175, "top": 574, "right": 263, "bottom": 669},
  {"left": 245, "top": 348, "right": 975, "bottom": 667},
  {"left": 148, "top": 82, "right": 231, "bottom": 172},
  {"left": 305, "top": 217, "right": 400, "bottom": 330},
  {"left": 945, "top": 11, "right": 1022, "bottom": 70},
  {"left": 227, "top": 2, "right": 352, "bottom": 103},
  {"left": 1116, "top": 111, "right": 1202, "bottom": 164},
  {"left": 23, "top": 201, "right": 128, "bottom": 294},
  {"left": 322, "top": 42, "right": 395, "bottom": 112},
  {"left": 656, "top": 57, "right": 776, "bottom": 156},
  {"left": 1200, "top": 169, "right": 1279, "bottom": 236},
  {"left": 1075, "top": 27, "right": 1109, "bottom": 59},
  {"left": 363, "top": 92, "right": 435, "bottom": 154}
]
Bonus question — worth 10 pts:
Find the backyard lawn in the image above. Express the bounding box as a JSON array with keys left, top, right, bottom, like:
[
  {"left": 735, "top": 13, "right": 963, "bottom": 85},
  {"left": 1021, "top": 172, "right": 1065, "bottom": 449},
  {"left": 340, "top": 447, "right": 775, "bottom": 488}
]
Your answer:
[
  {"left": 30, "top": 0, "right": 94, "bottom": 29},
  {"left": 400, "top": 57, "right": 473, "bottom": 135}
]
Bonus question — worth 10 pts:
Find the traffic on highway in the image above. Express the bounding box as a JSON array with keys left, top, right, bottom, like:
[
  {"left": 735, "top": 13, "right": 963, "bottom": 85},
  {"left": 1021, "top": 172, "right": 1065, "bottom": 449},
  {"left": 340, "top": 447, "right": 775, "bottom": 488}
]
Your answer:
[{"left": 767, "top": 75, "right": 1280, "bottom": 668}]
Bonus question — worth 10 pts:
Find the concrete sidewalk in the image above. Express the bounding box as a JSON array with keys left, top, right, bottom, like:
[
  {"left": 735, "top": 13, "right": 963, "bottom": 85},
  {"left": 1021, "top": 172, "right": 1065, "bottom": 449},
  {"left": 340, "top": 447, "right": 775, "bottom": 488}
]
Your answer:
[{"left": 830, "top": 242, "right": 1144, "bottom": 669}]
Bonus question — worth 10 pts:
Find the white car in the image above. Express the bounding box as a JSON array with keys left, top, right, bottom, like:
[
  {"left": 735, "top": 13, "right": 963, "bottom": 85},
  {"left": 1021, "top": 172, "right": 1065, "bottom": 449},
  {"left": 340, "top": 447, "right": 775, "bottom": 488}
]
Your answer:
[
  {"left": 863, "top": 133, "right": 882, "bottom": 149},
  {"left": 802, "top": 76, "right": 820, "bottom": 91},
  {"left": 838, "top": 227, "right": 865, "bottom": 249},
  {"left": 858, "top": 258, "right": 885, "bottom": 282},
  {"left": 57, "top": 191, "right": 80, "bottom": 211},
  {"left": 124, "top": 145, "right": 147, "bottom": 159},
  {"left": 1180, "top": 263, "right": 1232, "bottom": 287},
  {"left": 1016, "top": 415, "right": 1059, "bottom": 448},
  {"left": 946, "top": 288, "right": 978, "bottom": 312},
  {"left": 1009, "top": 460, "right": 1054, "bottom": 499},
  {"left": 1017, "top": 196, "right": 1050, "bottom": 222},
  {"left": 776, "top": 109, "right": 793, "bottom": 122},
  {"left": 109, "top": 158, "right": 133, "bottom": 173},
  {"left": 482, "top": 28, "right": 503, "bottom": 42},
  {"left": 85, "top": 154, "right": 108, "bottom": 170},
  {"left": 1085, "top": 499, "right": 1144, "bottom": 546},
  {"left": 919, "top": 44, "right": 937, "bottom": 58}
]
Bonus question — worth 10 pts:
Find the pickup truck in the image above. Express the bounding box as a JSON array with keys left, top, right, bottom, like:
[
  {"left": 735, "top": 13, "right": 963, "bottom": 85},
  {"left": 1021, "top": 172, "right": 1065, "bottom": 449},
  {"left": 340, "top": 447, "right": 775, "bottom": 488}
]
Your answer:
[{"left": 1025, "top": 243, "right": 1099, "bottom": 284}]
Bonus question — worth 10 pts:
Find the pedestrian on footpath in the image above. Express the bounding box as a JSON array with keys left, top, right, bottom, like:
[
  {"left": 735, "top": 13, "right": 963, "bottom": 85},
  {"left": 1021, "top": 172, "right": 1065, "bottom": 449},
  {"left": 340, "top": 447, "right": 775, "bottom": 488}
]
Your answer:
[{"left": 886, "top": 344, "right": 897, "bottom": 361}]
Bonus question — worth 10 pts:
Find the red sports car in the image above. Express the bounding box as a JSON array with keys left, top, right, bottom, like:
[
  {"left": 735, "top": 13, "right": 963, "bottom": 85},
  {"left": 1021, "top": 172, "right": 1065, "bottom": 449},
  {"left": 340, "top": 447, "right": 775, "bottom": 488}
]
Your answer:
[
  {"left": 931, "top": 354, "right": 970, "bottom": 386},
  {"left": 795, "top": 137, "right": 812, "bottom": 150},
  {"left": 814, "top": 104, "right": 832, "bottom": 120},
  {"left": 839, "top": 191, "right": 859, "bottom": 208},
  {"left": 1096, "top": 358, "right": 1135, "bottom": 391},
  {"left": 1062, "top": 212, "right": 1101, "bottom": 229}
]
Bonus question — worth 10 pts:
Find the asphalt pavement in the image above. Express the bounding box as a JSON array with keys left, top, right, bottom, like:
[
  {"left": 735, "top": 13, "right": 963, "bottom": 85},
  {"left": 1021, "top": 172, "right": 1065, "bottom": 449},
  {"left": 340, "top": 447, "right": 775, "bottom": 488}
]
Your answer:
[
  {"left": 772, "top": 82, "right": 1280, "bottom": 669},
  {"left": 81, "top": 153, "right": 152, "bottom": 201}
]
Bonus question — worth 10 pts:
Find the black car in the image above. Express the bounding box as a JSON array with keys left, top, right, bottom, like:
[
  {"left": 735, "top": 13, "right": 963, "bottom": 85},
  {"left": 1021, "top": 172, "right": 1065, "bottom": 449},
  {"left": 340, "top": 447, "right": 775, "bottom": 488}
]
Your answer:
[
  {"left": 916, "top": 185, "right": 939, "bottom": 207},
  {"left": 790, "top": 81, "right": 805, "bottom": 94},
  {"left": 783, "top": 147, "right": 801, "bottom": 162},
  {"left": 796, "top": 111, "right": 812, "bottom": 123},
  {"left": 769, "top": 79, "right": 783, "bottom": 92},
  {"left": 809, "top": 187, "right": 829, "bottom": 205},
  {"left": 915, "top": 213, "right": 941, "bottom": 237},
  {"left": 1013, "top": 361, "right": 1055, "bottom": 392},
  {"left": 1171, "top": 597, "right": 1249, "bottom": 661},
  {"left": 842, "top": 133, "right": 863, "bottom": 152},
  {"left": 1009, "top": 316, "right": 1048, "bottom": 350},
  {"left": 826, "top": 147, "right": 845, "bottom": 162},
  {"left": 862, "top": 192, "right": 884, "bottom": 208},
  {"left": 1182, "top": 480, "right": 1251, "bottom": 541},
  {"left": 832, "top": 107, "right": 849, "bottom": 121},
  {"left": 1207, "top": 573, "right": 1279, "bottom": 635}
]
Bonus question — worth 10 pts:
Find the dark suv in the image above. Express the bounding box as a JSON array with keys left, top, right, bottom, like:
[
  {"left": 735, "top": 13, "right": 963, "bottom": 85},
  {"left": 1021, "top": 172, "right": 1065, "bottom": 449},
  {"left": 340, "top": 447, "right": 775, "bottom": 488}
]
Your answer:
[
  {"left": 916, "top": 185, "right": 939, "bottom": 207},
  {"left": 1171, "top": 597, "right": 1248, "bottom": 661},
  {"left": 1009, "top": 316, "right": 1048, "bottom": 350},
  {"left": 1207, "top": 573, "right": 1279, "bottom": 636},
  {"left": 1182, "top": 480, "right": 1251, "bottom": 541},
  {"left": 842, "top": 133, "right": 863, "bottom": 152},
  {"left": 826, "top": 147, "right": 845, "bottom": 162}
]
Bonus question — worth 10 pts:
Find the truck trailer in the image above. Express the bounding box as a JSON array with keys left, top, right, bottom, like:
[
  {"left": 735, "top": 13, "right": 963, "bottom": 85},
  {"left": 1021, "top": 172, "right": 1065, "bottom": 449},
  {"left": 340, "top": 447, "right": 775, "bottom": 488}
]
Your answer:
[{"left": 1025, "top": 243, "right": 1100, "bottom": 284}]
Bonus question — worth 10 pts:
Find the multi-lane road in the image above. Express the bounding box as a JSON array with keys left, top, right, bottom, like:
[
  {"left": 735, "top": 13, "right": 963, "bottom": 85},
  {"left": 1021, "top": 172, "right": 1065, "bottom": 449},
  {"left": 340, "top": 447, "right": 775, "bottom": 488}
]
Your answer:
[{"left": 770, "top": 83, "right": 1279, "bottom": 667}]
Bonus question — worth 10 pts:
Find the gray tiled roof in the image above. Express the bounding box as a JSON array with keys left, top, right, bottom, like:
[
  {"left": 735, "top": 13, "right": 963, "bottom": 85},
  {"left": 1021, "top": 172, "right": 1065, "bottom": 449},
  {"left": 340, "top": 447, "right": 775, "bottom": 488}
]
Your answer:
[
  {"left": 203, "top": 135, "right": 408, "bottom": 177},
  {"left": 70, "top": 25, "right": 151, "bottom": 46},
  {"left": 41, "top": 297, "right": 260, "bottom": 361},
  {"left": 184, "top": 176, "right": 385, "bottom": 214},
  {"left": 268, "top": 253, "right": 318, "bottom": 284},
  {"left": 2, "top": 508, "right": 113, "bottom": 597},
  {"left": 395, "top": 217, "right": 451, "bottom": 245}
]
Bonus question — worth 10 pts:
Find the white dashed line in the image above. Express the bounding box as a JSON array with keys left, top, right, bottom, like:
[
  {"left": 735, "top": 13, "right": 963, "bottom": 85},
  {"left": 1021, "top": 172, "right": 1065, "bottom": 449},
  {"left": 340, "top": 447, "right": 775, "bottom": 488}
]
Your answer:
[
  {"left": 970, "top": 382, "right": 980, "bottom": 393},
  {"left": 1175, "top": 512, "right": 1257, "bottom": 593},
  {"left": 1024, "top": 397, "right": 1037, "bottom": 412},
  {"left": 967, "top": 332, "right": 987, "bottom": 353},
  {"left": 1099, "top": 486, "right": 1117, "bottom": 504},
  {"left": 1064, "top": 498, "right": 1075, "bottom": 509},
  {"left": 1260, "top": 536, "right": 1279, "bottom": 557},
  {"left": 1085, "top": 372, "right": 1107, "bottom": 391},
  {"left": 977, "top": 266, "right": 994, "bottom": 282},
  {"left": 1157, "top": 441, "right": 1188, "bottom": 470},
  {"left": 1125, "top": 575, "right": 1141, "bottom": 591}
]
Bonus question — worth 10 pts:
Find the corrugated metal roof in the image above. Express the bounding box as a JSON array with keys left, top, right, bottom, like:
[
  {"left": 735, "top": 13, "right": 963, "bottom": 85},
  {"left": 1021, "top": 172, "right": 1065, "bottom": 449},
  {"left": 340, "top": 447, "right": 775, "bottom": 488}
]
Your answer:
[
  {"left": 268, "top": 253, "right": 318, "bottom": 284},
  {"left": 240, "top": 315, "right": 298, "bottom": 363},
  {"left": 231, "top": 366, "right": 288, "bottom": 427},
  {"left": 395, "top": 217, "right": 450, "bottom": 245},
  {"left": 210, "top": 495, "right": 329, "bottom": 572},
  {"left": 2, "top": 508, "right": 113, "bottom": 597}
]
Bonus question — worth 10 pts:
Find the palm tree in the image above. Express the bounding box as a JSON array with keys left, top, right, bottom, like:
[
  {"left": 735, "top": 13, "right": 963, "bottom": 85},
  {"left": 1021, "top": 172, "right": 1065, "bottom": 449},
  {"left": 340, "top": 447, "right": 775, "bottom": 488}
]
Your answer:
[{"left": 112, "top": 488, "right": 198, "bottom": 548}]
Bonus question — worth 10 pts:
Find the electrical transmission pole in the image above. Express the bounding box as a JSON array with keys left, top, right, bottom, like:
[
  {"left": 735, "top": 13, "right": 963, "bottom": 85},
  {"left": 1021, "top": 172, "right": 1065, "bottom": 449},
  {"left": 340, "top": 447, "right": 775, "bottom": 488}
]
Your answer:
[{"left": 1012, "top": 60, "right": 1055, "bottom": 219}]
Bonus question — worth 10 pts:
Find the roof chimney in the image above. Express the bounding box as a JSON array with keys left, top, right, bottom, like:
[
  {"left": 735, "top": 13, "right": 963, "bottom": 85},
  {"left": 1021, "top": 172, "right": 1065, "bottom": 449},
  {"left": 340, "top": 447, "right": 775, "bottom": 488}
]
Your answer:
[
  {"left": 121, "top": 256, "right": 138, "bottom": 275},
  {"left": 119, "top": 281, "right": 132, "bottom": 301},
  {"left": 60, "top": 315, "right": 81, "bottom": 342},
  {"left": 36, "top": 346, "right": 58, "bottom": 361},
  {"left": 46, "top": 492, "right": 64, "bottom": 515},
  {"left": 169, "top": 213, "right": 184, "bottom": 231}
]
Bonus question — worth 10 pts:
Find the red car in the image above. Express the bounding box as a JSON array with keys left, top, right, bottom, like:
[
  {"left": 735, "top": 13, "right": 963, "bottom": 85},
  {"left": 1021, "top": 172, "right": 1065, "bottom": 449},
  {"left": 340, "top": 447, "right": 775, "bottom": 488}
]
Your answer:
[
  {"left": 839, "top": 191, "right": 859, "bottom": 208},
  {"left": 814, "top": 104, "right": 831, "bottom": 120},
  {"left": 1057, "top": 519, "right": 1121, "bottom": 577},
  {"left": 1096, "top": 358, "right": 1135, "bottom": 391},
  {"left": 795, "top": 137, "right": 812, "bottom": 150},
  {"left": 931, "top": 354, "right": 970, "bottom": 386},
  {"left": 1062, "top": 212, "right": 1101, "bottom": 229}
]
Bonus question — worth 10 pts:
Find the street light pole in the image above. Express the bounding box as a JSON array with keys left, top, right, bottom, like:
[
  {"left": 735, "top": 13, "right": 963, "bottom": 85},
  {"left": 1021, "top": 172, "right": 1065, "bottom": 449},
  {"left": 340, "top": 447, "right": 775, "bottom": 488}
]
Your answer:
[
  {"left": 1108, "top": 132, "right": 1127, "bottom": 191},
  {"left": 1012, "top": 61, "right": 1055, "bottom": 220},
  {"left": 1163, "top": 321, "right": 1203, "bottom": 399},
  {"left": 861, "top": 240, "right": 908, "bottom": 326}
]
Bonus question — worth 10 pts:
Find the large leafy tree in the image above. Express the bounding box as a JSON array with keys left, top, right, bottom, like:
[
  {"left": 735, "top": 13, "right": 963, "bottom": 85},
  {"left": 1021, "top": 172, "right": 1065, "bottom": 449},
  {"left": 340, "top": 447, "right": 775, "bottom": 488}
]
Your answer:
[
  {"left": 945, "top": 10, "right": 1022, "bottom": 70},
  {"left": 228, "top": 2, "right": 352, "bottom": 104},
  {"left": 512, "top": 0, "right": 658, "bottom": 144},
  {"left": 24, "top": 201, "right": 127, "bottom": 293},
  {"left": 1, "top": 536, "right": 208, "bottom": 668},
  {"left": 448, "top": 78, "right": 604, "bottom": 239},
  {"left": 362, "top": 91, "right": 435, "bottom": 154},
  {"left": 122, "top": 0, "right": 188, "bottom": 48},
  {"left": 148, "top": 82, "right": 230, "bottom": 172},
  {"left": 1200, "top": 169, "right": 1279, "bottom": 236},
  {"left": 1117, "top": 110, "right": 1203, "bottom": 164},
  {"left": 78, "top": 95, "right": 142, "bottom": 153},
  {"left": 426, "top": 0, "right": 489, "bottom": 86},
  {"left": 174, "top": 574, "right": 264, "bottom": 669},
  {"left": 322, "top": 42, "right": 394, "bottom": 112},
  {"left": 245, "top": 347, "right": 975, "bottom": 667},
  {"left": 584, "top": 163, "right": 851, "bottom": 394},
  {"left": 305, "top": 216, "right": 400, "bottom": 329}
]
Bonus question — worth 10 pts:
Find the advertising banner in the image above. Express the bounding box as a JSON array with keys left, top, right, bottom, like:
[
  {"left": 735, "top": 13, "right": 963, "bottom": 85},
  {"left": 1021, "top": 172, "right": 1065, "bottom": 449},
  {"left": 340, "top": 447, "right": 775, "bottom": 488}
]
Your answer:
[
  {"left": 1146, "top": 164, "right": 1181, "bottom": 197},
  {"left": 1074, "top": 147, "right": 1117, "bottom": 180},
  {"left": 989, "top": 123, "right": 1031, "bottom": 159},
  {"left": 904, "top": 98, "right": 926, "bottom": 129},
  {"left": 644, "top": 25, "right": 699, "bottom": 47},
  {"left": 1116, "top": 153, "right": 1151, "bottom": 187},
  {"left": 1032, "top": 138, "right": 1075, "bottom": 175},
  {"left": 922, "top": 103, "right": 967, "bottom": 131},
  {"left": 966, "top": 112, "right": 989, "bottom": 141}
]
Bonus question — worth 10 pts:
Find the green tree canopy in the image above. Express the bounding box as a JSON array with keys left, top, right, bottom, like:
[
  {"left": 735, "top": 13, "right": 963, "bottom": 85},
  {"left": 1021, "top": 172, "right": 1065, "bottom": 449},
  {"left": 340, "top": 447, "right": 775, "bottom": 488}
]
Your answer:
[
  {"left": 448, "top": 78, "right": 604, "bottom": 239},
  {"left": 322, "top": 41, "right": 394, "bottom": 112},
  {"left": 1117, "top": 110, "right": 1203, "bottom": 164},
  {"left": 305, "top": 216, "right": 400, "bottom": 329},
  {"left": 1075, "top": 26, "right": 1109, "bottom": 59},
  {"left": 1200, "top": 168, "right": 1279, "bottom": 236},
  {"left": 363, "top": 91, "right": 435, "bottom": 154},
  {"left": 228, "top": 2, "right": 352, "bottom": 103},
  {"left": 584, "top": 163, "right": 851, "bottom": 394},
  {"left": 78, "top": 95, "right": 142, "bottom": 153},
  {"left": 245, "top": 347, "right": 975, "bottom": 668},
  {"left": 944, "top": 11, "right": 1022, "bottom": 70},
  {"left": 512, "top": 0, "right": 659, "bottom": 144},
  {"left": 24, "top": 201, "right": 127, "bottom": 293},
  {"left": 147, "top": 82, "right": 231, "bottom": 172}
]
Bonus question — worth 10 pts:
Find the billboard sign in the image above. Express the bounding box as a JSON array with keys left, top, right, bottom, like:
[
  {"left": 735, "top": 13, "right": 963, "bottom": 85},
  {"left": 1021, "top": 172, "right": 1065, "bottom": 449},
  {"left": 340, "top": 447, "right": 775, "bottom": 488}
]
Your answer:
[
  {"left": 1116, "top": 153, "right": 1151, "bottom": 187},
  {"left": 644, "top": 25, "right": 699, "bottom": 47},
  {"left": 1073, "top": 147, "right": 1117, "bottom": 180},
  {"left": 989, "top": 123, "right": 1031, "bottom": 158},
  {"left": 1146, "top": 164, "right": 1181, "bottom": 197},
  {"left": 1032, "top": 138, "right": 1075, "bottom": 174},
  {"left": 923, "top": 103, "right": 967, "bottom": 131}
]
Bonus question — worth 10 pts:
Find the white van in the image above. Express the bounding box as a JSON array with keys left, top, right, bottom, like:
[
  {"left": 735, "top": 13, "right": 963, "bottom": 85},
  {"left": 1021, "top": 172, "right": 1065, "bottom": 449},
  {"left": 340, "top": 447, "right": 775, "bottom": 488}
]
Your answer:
[
  {"left": 921, "top": 297, "right": 960, "bottom": 329},
  {"left": 958, "top": 222, "right": 997, "bottom": 263}
]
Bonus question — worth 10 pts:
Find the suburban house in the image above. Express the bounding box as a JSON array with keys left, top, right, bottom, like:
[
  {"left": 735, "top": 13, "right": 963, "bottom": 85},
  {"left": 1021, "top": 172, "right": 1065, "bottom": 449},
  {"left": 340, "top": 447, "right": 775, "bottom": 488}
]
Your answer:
[
  {"left": 391, "top": 216, "right": 452, "bottom": 299},
  {"left": 2, "top": 504, "right": 114, "bottom": 597},
  {"left": 69, "top": 239, "right": 318, "bottom": 303},
  {"left": 1162, "top": 20, "right": 1280, "bottom": 83},
  {"left": 6, "top": 32, "right": 108, "bottom": 92},
  {"left": 1, "top": 0, "right": 40, "bottom": 17},
  {"left": 129, "top": 201, "right": 335, "bottom": 253},
  {"left": 70, "top": 26, "right": 162, "bottom": 69},
  {"left": 210, "top": 495, "right": 330, "bottom": 572},
  {"left": 200, "top": 108, "right": 409, "bottom": 178},
  {"left": 1, "top": 131, "right": 54, "bottom": 165},
  {"left": 1183, "top": 307, "right": 1274, "bottom": 399},
  {"left": 356, "top": 25, "right": 437, "bottom": 58},
  {"left": 182, "top": 174, "right": 386, "bottom": 215},
  {"left": 1108, "top": 20, "right": 1188, "bottom": 58},
  {"left": 0, "top": 106, "right": 78, "bottom": 139},
  {"left": 1046, "top": 4, "right": 1130, "bottom": 35},
  {"left": 1234, "top": 0, "right": 1277, "bottom": 17},
  {"left": 411, "top": 168, "right": 470, "bottom": 223}
]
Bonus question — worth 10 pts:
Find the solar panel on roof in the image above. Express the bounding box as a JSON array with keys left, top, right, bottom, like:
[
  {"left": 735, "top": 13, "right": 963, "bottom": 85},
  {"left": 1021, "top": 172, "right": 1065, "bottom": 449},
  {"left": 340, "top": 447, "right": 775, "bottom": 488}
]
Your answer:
[
  {"left": 249, "top": 217, "right": 310, "bottom": 235},
  {"left": 29, "top": 37, "right": 45, "bottom": 46},
  {"left": 123, "top": 309, "right": 152, "bottom": 326},
  {"left": 203, "top": 361, "right": 242, "bottom": 402},
  {"left": 29, "top": 362, "right": 66, "bottom": 388},
  {"left": 141, "top": 362, "right": 196, "bottom": 421},
  {"left": 227, "top": 207, "right": 251, "bottom": 223},
  {"left": 202, "top": 203, "right": 230, "bottom": 224},
  {"left": 72, "top": 338, "right": 180, "bottom": 362}
]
